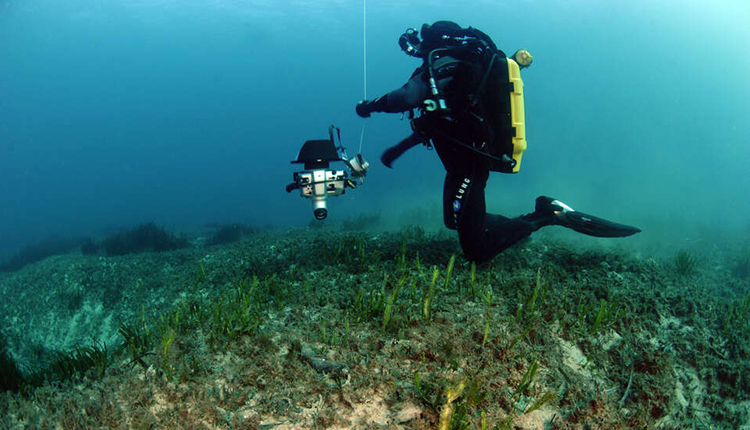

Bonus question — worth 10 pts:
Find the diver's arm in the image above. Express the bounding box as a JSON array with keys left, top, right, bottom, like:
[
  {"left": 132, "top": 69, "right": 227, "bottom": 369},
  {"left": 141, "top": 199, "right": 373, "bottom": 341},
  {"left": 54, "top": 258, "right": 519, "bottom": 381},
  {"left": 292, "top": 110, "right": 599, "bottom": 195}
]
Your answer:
[{"left": 356, "top": 73, "right": 429, "bottom": 117}]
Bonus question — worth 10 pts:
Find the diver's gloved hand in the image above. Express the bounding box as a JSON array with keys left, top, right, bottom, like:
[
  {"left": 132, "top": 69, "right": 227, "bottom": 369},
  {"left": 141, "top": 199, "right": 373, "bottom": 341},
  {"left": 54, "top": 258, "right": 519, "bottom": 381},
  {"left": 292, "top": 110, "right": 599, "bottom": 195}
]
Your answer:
[
  {"left": 381, "top": 133, "right": 423, "bottom": 168},
  {"left": 356, "top": 100, "right": 373, "bottom": 118}
]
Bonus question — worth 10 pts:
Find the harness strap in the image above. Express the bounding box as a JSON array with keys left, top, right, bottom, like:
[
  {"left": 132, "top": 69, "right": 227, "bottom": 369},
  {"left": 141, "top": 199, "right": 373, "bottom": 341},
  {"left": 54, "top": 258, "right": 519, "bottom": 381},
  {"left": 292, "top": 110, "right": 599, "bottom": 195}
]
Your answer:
[
  {"left": 431, "top": 127, "right": 516, "bottom": 169},
  {"left": 476, "top": 53, "right": 498, "bottom": 99}
]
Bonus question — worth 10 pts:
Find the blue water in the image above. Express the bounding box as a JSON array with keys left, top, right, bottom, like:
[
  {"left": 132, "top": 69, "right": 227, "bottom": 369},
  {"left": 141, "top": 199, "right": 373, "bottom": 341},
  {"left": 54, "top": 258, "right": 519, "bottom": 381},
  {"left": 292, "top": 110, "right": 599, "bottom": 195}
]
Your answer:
[{"left": 1, "top": 0, "right": 749, "bottom": 256}]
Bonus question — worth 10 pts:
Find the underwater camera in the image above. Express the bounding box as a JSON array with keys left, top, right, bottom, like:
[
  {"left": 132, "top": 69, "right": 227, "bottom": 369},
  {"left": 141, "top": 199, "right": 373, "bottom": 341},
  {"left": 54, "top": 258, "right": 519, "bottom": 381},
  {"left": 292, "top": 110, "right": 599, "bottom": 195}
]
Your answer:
[{"left": 286, "top": 126, "right": 369, "bottom": 220}]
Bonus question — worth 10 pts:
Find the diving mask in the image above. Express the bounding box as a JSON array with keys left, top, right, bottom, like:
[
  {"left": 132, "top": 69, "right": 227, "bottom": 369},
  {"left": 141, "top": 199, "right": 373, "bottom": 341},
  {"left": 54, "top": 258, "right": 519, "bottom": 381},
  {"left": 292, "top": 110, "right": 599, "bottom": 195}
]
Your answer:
[{"left": 398, "top": 28, "right": 421, "bottom": 57}]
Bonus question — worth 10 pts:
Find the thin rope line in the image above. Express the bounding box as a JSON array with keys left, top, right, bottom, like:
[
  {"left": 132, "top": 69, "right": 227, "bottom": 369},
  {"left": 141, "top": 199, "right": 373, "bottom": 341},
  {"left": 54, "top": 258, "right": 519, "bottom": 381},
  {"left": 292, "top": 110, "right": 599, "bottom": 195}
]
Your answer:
[
  {"left": 359, "top": 0, "right": 367, "bottom": 154},
  {"left": 363, "top": 0, "right": 367, "bottom": 99},
  {"left": 358, "top": 123, "right": 366, "bottom": 154}
]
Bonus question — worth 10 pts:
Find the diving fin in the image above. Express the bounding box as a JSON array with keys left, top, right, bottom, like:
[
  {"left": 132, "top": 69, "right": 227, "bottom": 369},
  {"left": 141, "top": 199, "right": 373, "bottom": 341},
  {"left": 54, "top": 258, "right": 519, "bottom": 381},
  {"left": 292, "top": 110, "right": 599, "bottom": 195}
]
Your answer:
[
  {"left": 536, "top": 196, "right": 641, "bottom": 238},
  {"left": 381, "top": 133, "right": 424, "bottom": 168}
]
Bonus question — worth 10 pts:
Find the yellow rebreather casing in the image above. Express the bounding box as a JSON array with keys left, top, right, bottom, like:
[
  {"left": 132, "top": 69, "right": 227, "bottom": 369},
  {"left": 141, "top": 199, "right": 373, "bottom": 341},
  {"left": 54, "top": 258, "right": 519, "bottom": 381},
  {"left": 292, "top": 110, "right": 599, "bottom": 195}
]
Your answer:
[{"left": 506, "top": 58, "right": 526, "bottom": 173}]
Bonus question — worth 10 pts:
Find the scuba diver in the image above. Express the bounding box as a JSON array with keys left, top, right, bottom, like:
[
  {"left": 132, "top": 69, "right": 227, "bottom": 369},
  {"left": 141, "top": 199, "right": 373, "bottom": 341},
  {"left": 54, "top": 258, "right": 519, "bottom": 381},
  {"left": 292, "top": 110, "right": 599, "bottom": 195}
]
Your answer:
[{"left": 355, "top": 21, "right": 640, "bottom": 263}]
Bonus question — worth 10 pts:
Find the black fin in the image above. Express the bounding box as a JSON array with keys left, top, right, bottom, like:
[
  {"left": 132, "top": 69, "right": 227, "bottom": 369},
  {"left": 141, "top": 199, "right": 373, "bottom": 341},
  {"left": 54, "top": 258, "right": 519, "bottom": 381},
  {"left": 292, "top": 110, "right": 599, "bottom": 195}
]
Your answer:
[{"left": 559, "top": 211, "right": 641, "bottom": 238}]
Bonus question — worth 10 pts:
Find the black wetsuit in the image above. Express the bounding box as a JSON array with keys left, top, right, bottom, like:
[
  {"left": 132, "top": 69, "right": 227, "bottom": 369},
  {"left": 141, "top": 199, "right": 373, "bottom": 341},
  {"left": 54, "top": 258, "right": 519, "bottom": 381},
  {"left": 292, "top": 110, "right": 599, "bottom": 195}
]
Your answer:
[{"left": 366, "top": 66, "right": 541, "bottom": 263}]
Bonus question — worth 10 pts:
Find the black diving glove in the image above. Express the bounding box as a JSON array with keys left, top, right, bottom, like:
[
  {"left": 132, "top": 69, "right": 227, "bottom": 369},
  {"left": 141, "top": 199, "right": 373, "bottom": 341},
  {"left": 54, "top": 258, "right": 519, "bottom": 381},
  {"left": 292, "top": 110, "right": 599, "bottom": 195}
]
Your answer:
[
  {"left": 356, "top": 100, "right": 373, "bottom": 118},
  {"left": 356, "top": 96, "right": 388, "bottom": 118},
  {"left": 381, "top": 133, "right": 423, "bottom": 168}
]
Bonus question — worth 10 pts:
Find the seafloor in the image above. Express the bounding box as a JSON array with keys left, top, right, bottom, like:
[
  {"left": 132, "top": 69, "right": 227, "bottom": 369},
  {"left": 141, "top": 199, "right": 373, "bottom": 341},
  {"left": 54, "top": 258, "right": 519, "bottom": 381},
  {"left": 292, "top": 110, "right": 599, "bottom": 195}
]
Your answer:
[{"left": 1, "top": 223, "right": 749, "bottom": 429}]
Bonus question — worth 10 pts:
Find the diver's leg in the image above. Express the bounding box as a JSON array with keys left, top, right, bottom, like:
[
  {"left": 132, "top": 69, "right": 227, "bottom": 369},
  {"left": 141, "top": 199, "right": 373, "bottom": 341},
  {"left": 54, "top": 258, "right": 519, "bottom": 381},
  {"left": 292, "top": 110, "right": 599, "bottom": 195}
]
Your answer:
[
  {"left": 434, "top": 139, "right": 535, "bottom": 262},
  {"left": 449, "top": 166, "right": 536, "bottom": 263},
  {"left": 442, "top": 172, "right": 459, "bottom": 230},
  {"left": 436, "top": 138, "right": 464, "bottom": 230}
]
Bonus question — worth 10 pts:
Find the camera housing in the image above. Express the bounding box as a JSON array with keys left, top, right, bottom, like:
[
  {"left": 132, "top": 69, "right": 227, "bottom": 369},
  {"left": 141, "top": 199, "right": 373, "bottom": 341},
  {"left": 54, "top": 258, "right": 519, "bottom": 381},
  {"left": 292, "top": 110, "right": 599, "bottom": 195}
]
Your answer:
[
  {"left": 293, "top": 168, "right": 347, "bottom": 220},
  {"left": 288, "top": 131, "right": 366, "bottom": 220}
]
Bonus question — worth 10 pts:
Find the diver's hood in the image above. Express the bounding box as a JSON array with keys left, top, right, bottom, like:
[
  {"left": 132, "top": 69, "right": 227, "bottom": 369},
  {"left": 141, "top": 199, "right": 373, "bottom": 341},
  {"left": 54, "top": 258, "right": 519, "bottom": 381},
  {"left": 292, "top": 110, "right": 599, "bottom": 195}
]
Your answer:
[
  {"left": 399, "top": 20, "right": 463, "bottom": 58},
  {"left": 419, "top": 21, "right": 462, "bottom": 52}
]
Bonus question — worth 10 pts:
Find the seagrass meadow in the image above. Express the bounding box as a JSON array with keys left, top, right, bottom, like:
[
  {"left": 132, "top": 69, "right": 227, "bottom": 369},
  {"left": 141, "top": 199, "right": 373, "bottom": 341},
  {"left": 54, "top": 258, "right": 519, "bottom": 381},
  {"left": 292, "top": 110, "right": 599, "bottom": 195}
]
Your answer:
[{"left": 1, "top": 224, "right": 749, "bottom": 429}]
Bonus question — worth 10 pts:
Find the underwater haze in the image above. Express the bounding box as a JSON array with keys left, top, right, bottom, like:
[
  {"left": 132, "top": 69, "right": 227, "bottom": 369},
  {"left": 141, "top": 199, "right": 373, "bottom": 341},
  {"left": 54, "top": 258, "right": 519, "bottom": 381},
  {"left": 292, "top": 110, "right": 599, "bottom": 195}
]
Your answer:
[{"left": 1, "top": 0, "right": 749, "bottom": 257}]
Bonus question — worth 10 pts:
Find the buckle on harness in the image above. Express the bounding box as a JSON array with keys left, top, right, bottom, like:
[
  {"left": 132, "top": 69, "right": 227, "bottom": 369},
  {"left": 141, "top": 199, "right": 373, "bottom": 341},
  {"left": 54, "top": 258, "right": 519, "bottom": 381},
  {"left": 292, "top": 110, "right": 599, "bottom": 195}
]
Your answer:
[{"left": 423, "top": 99, "right": 447, "bottom": 112}]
